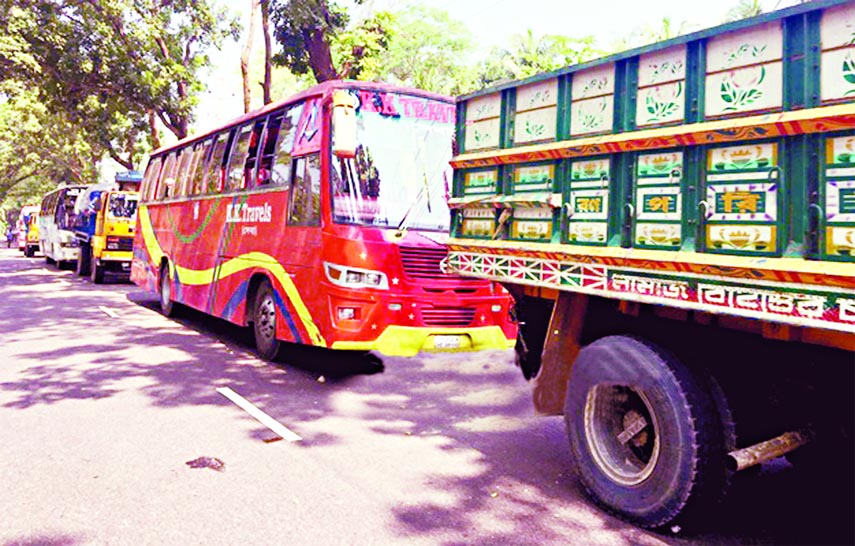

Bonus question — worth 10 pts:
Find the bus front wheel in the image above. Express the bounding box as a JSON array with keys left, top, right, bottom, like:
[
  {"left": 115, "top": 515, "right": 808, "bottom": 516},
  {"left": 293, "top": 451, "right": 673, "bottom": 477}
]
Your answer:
[
  {"left": 159, "top": 264, "right": 175, "bottom": 317},
  {"left": 253, "top": 279, "right": 281, "bottom": 361},
  {"left": 564, "top": 335, "right": 732, "bottom": 529}
]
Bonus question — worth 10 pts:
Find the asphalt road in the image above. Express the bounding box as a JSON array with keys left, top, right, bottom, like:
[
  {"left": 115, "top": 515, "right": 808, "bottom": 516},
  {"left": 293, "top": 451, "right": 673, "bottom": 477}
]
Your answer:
[{"left": 0, "top": 247, "right": 852, "bottom": 546}]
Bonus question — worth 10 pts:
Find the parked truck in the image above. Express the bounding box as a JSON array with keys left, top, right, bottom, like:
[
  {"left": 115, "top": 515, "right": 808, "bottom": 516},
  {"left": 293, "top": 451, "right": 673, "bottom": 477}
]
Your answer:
[
  {"left": 73, "top": 173, "right": 141, "bottom": 283},
  {"left": 24, "top": 211, "right": 39, "bottom": 257},
  {"left": 447, "top": 0, "right": 854, "bottom": 529}
]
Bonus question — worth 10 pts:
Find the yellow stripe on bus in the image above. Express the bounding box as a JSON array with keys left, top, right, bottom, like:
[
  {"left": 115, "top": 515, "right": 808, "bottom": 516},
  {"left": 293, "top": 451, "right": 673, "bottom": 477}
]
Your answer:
[
  {"left": 138, "top": 205, "right": 326, "bottom": 347},
  {"left": 217, "top": 252, "right": 326, "bottom": 347},
  {"left": 139, "top": 205, "right": 164, "bottom": 266}
]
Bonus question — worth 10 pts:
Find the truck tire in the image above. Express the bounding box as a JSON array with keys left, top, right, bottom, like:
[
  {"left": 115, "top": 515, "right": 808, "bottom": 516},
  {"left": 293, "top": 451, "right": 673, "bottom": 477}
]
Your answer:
[
  {"left": 76, "top": 244, "right": 91, "bottom": 276},
  {"left": 90, "top": 251, "right": 105, "bottom": 284},
  {"left": 252, "top": 279, "right": 281, "bottom": 361},
  {"left": 564, "top": 335, "right": 731, "bottom": 529},
  {"left": 158, "top": 263, "right": 175, "bottom": 317}
]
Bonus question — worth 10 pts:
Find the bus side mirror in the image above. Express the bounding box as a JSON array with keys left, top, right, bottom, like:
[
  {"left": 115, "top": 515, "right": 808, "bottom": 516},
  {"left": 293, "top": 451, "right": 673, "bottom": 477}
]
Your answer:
[{"left": 332, "top": 90, "right": 357, "bottom": 159}]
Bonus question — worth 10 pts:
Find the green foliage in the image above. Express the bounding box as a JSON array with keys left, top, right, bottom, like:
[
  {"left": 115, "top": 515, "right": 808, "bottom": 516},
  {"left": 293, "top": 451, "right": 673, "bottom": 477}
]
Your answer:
[
  {"left": 0, "top": 0, "right": 240, "bottom": 215},
  {"left": 269, "top": 0, "right": 352, "bottom": 81},
  {"left": 333, "top": 11, "right": 395, "bottom": 81},
  {"left": 476, "top": 30, "right": 602, "bottom": 88},
  {"left": 269, "top": 2, "right": 476, "bottom": 95},
  {"left": 611, "top": 16, "right": 692, "bottom": 52},
  {"left": 0, "top": 0, "right": 239, "bottom": 163},
  {"left": 725, "top": 0, "right": 763, "bottom": 22},
  {"left": 0, "top": 82, "right": 100, "bottom": 210},
  {"left": 370, "top": 6, "right": 475, "bottom": 96}
]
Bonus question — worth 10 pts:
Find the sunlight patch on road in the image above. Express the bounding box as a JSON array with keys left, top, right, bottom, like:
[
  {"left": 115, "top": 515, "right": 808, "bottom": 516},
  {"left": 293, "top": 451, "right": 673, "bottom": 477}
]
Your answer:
[
  {"left": 448, "top": 387, "right": 521, "bottom": 407},
  {"left": 453, "top": 415, "right": 530, "bottom": 433},
  {"left": 328, "top": 391, "right": 410, "bottom": 415},
  {"left": 414, "top": 349, "right": 517, "bottom": 375}
]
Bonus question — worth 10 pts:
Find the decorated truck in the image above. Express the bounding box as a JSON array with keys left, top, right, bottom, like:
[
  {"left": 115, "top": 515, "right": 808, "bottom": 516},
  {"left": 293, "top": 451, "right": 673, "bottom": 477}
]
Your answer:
[{"left": 447, "top": 0, "right": 855, "bottom": 529}]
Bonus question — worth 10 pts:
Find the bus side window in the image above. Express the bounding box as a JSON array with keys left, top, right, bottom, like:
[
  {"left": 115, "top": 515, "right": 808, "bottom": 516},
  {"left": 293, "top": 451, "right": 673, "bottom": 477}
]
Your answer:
[
  {"left": 226, "top": 124, "right": 254, "bottom": 191},
  {"left": 186, "top": 143, "right": 206, "bottom": 196},
  {"left": 193, "top": 138, "right": 214, "bottom": 195},
  {"left": 288, "top": 153, "right": 321, "bottom": 226},
  {"left": 156, "top": 152, "right": 178, "bottom": 200},
  {"left": 173, "top": 149, "right": 194, "bottom": 197},
  {"left": 178, "top": 145, "right": 202, "bottom": 197},
  {"left": 268, "top": 104, "right": 304, "bottom": 187},
  {"left": 204, "top": 133, "right": 230, "bottom": 194},
  {"left": 244, "top": 120, "right": 266, "bottom": 189},
  {"left": 258, "top": 113, "right": 283, "bottom": 186},
  {"left": 141, "top": 157, "right": 163, "bottom": 202}
]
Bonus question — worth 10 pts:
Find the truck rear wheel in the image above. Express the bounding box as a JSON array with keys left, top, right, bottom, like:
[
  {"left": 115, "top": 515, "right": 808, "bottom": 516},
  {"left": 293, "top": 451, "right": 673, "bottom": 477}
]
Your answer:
[
  {"left": 76, "top": 244, "right": 91, "bottom": 276},
  {"left": 564, "top": 335, "right": 732, "bottom": 529},
  {"left": 252, "top": 279, "right": 281, "bottom": 361},
  {"left": 90, "top": 253, "right": 105, "bottom": 284}
]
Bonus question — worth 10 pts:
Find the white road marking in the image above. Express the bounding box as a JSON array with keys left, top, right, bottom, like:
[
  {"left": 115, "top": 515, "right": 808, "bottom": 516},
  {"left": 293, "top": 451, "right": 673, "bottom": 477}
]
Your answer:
[
  {"left": 216, "top": 386, "right": 302, "bottom": 442},
  {"left": 99, "top": 306, "right": 119, "bottom": 318}
]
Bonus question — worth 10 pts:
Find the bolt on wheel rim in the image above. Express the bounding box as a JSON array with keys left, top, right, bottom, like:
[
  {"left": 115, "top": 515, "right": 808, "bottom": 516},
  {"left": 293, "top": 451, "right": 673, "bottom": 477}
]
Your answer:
[
  {"left": 257, "top": 296, "right": 276, "bottom": 340},
  {"left": 584, "top": 385, "right": 660, "bottom": 486}
]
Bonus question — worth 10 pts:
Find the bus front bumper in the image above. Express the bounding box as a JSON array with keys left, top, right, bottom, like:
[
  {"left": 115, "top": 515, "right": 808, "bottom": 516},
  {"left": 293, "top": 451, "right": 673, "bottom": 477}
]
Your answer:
[{"left": 330, "top": 325, "right": 516, "bottom": 357}]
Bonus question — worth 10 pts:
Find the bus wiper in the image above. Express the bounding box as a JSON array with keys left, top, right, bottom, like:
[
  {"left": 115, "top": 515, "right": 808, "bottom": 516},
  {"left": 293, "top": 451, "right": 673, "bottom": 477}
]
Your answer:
[
  {"left": 395, "top": 171, "right": 430, "bottom": 237},
  {"left": 424, "top": 170, "right": 432, "bottom": 214}
]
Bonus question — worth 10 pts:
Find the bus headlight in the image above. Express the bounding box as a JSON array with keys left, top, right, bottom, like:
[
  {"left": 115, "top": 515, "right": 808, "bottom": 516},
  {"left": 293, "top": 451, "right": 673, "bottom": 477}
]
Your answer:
[{"left": 324, "top": 262, "right": 389, "bottom": 290}]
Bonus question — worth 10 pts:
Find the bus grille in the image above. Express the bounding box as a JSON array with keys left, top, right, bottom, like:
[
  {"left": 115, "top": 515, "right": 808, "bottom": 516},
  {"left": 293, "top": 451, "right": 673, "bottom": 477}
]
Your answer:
[
  {"left": 399, "top": 246, "right": 449, "bottom": 279},
  {"left": 117, "top": 237, "right": 134, "bottom": 251},
  {"left": 421, "top": 306, "right": 476, "bottom": 327}
]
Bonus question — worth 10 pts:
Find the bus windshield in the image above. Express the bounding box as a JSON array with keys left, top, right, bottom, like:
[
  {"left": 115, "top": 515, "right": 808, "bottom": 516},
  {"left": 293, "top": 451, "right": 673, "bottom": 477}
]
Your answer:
[
  {"left": 331, "top": 90, "right": 455, "bottom": 232},
  {"left": 107, "top": 193, "right": 139, "bottom": 220}
]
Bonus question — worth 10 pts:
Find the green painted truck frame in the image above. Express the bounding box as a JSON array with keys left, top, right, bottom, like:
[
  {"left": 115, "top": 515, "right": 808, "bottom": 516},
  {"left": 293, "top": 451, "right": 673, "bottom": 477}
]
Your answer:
[{"left": 448, "top": 0, "right": 854, "bottom": 530}]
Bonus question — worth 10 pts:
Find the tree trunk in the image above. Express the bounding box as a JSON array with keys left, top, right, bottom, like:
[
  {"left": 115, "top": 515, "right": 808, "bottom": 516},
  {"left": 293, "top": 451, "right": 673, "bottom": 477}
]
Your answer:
[
  {"left": 148, "top": 110, "right": 161, "bottom": 151},
  {"left": 261, "top": 0, "right": 272, "bottom": 105},
  {"left": 303, "top": 26, "right": 338, "bottom": 82},
  {"left": 241, "top": 0, "right": 261, "bottom": 113}
]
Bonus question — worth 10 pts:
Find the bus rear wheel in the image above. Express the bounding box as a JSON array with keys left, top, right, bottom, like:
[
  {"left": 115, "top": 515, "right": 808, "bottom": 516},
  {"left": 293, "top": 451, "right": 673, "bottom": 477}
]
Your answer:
[
  {"left": 253, "top": 279, "right": 281, "bottom": 361},
  {"left": 564, "top": 335, "right": 732, "bottom": 529},
  {"left": 158, "top": 264, "right": 175, "bottom": 317}
]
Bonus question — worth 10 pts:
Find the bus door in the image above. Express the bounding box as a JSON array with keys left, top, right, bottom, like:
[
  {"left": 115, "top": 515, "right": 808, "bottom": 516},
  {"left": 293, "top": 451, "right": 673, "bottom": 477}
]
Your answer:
[
  {"left": 274, "top": 99, "right": 325, "bottom": 338},
  {"left": 699, "top": 140, "right": 784, "bottom": 257}
]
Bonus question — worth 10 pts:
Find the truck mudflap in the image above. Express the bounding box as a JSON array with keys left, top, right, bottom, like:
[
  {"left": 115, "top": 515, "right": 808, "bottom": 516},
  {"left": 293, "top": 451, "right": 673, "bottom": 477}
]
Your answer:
[{"left": 531, "top": 291, "right": 589, "bottom": 415}]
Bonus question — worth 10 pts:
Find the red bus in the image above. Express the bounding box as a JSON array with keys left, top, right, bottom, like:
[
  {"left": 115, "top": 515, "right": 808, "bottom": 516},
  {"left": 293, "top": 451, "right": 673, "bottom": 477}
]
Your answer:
[{"left": 132, "top": 81, "right": 516, "bottom": 360}]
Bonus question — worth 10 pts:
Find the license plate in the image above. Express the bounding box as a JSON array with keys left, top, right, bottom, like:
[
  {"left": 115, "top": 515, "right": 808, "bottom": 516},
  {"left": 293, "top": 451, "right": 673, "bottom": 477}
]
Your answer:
[{"left": 433, "top": 335, "right": 461, "bottom": 349}]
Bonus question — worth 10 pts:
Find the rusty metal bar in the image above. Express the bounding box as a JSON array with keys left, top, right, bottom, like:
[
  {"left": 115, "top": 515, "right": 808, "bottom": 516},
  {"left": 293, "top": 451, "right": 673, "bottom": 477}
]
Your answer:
[{"left": 727, "top": 430, "right": 813, "bottom": 472}]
